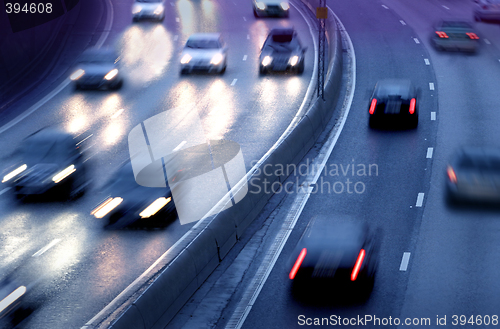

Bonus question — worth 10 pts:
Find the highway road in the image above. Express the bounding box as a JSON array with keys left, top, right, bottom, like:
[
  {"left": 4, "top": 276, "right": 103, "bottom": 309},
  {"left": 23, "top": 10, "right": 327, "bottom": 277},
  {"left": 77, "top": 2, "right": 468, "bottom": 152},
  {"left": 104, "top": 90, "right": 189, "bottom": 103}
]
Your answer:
[
  {"left": 165, "top": 0, "right": 500, "bottom": 328},
  {"left": 0, "top": 0, "right": 316, "bottom": 328}
]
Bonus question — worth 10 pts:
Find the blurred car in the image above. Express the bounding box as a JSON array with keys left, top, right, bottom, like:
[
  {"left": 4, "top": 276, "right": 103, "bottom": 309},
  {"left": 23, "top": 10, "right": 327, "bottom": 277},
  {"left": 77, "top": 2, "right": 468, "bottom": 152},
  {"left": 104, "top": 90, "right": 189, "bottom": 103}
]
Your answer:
[
  {"left": 474, "top": 0, "right": 500, "bottom": 22},
  {"left": 132, "top": 0, "right": 165, "bottom": 22},
  {"left": 179, "top": 33, "right": 227, "bottom": 75},
  {"left": 446, "top": 147, "right": 500, "bottom": 204},
  {"left": 288, "top": 218, "right": 378, "bottom": 297},
  {"left": 0, "top": 275, "right": 29, "bottom": 325},
  {"left": 259, "top": 28, "right": 306, "bottom": 74},
  {"left": 91, "top": 161, "right": 177, "bottom": 228},
  {"left": 2, "top": 129, "right": 88, "bottom": 200},
  {"left": 252, "top": 0, "right": 289, "bottom": 17},
  {"left": 368, "top": 79, "right": 419, "bottom": 128},
  {"left": 70, "top": 48, "right": 123, "bottom": 90},
  {"left": 431, "top": 20, "right": 479, "bottom": 52}
]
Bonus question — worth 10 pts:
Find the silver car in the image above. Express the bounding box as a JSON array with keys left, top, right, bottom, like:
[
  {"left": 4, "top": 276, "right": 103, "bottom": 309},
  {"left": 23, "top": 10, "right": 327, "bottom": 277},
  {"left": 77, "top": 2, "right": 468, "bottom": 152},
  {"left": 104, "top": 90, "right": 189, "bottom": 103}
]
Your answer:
[
  {"left": 253, "top": 0, "right": 290, "bottom": 17},
  {"left": 179, "top": 33, "right": 227, "bottom": 75},
  {"left": 474, "top": 0, "right": 500, "bottom": 22},
  {"left": 70, "top": 48, "right": 123, "bottom": 90},
  {"left": 132, "top": 0, "right": 165, "bottom": 22}
]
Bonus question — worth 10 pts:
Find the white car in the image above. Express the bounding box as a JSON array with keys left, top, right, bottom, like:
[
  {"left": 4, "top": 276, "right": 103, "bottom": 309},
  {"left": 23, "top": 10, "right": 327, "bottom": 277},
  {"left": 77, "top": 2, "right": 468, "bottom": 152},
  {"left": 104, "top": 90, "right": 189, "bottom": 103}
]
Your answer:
[
  {"left": 253, "top": 0, "right": 289, "bottom": 17},
  {"left": 132, "top": 0, "right": 165, "bottom": 22},
  {"left": 180, "top": 33, "right": 227, "bottom": 75}
]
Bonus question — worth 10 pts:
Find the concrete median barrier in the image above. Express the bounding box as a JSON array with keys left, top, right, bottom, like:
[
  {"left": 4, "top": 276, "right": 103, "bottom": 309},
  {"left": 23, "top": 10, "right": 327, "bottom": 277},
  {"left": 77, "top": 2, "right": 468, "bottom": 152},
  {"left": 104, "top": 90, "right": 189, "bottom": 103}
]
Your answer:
[{"left": 100, "top": 2, "right": 345, "bottom": 328}]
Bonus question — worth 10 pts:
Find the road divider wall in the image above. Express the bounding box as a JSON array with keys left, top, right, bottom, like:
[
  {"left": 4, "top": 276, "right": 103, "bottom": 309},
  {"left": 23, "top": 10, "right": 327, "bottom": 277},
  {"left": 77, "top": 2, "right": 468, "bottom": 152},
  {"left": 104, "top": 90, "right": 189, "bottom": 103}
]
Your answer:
[{"left": 106, "top": 3, "right": 344, "bottom": 328}]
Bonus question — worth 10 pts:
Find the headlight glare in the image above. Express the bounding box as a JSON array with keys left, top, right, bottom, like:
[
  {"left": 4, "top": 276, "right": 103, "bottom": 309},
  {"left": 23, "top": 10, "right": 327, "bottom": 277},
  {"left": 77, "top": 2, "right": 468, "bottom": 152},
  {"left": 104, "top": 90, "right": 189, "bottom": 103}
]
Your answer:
[
  {"left": 180, "top": 54, "right": 192, "bottom": 64},
  {"left": 280, "top": 2, "right": 289, "bottom": 10},
  {"left": 52, "top": 165, "right": 76, "bottom": 183},
  {"left": 210, "top": 53, "right": 224, "bottom": 65},
  {"left": 140, "top": 197, "right": 171, "bottom": 218},
  {"left": 262, "top": 56, "right": 272, "bottom": 66},
  {"left": 70, "top": 69, "right": 85, "bottom": 81},
  {"left": 154, "top": 5, "right": 164, "bottom": 15},
  {"left": 289, "top": 55, "right": 299, "bottom": 66},
  {"left": 91, "top": 197, "right": 123, "bottom": 218},
  {"left": 104, "top": 69, "right": 119, "bottom": 80},
  {"left": 2, "top": 164, "right": 27, "bottom": 183},
  {"left": 132, "top": 4, "right": 142, "bottom": 14},
  {"left": 256, "top": 1, "right": 266, "bottom": 10}
]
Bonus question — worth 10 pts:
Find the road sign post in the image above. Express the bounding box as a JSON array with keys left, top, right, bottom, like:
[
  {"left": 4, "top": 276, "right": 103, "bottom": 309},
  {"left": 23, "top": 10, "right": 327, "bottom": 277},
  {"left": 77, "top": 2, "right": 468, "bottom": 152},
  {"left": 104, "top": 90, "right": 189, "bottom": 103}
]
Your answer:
[{"left": 316, "top": 3, "right": 327, "bottom": 100}]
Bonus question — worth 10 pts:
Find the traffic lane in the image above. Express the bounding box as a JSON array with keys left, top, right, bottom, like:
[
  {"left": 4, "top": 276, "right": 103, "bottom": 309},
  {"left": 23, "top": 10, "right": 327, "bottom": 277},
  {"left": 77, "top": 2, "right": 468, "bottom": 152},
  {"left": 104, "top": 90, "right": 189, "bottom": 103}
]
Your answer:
[
  {"left": 239, "top": 0, "right": 438, "bottom": 327},
  {"left": 0, "top": 3, "right": 315, "bottom": 329}
]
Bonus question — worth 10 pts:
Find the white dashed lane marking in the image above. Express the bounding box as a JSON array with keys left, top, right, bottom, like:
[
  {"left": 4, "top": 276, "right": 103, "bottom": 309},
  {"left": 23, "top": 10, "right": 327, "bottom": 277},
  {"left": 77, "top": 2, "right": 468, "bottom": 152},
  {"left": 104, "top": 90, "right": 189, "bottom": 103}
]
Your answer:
[
  {"left": 400, "top": 252, "right": 411, "bottom": 271},
  {"left": 243, "top": 55, "right": 247, "bottom": 61},
  {"left": 416, "top": 193, "right": 425, "bottom": 207},
  {"left": 431, "top": 112, "right": 436, "bottom": 120},
  {"left": 32, "top": 239, "right": 61, "bottom": 257},
  {"left": 231, "top": 79, "right": 237, "bottom": 86},
  {"left": 173, "top": 141, "right": 186, "bottom": 152},
  {"left": 442, "top": 5, "right": 449, "bottom": 9},
  {"left": 485, "top": 39, "right": 491, "bottom": 45},
  {"left": 382, "top": 4, "right": 389, "bottom": 9},
  {"left": 426, "top": 147, "right": 433, "bottom": 159},
  {"left": 243, "top": 17, "right": 247, "bottom": 21},
  {"left": 429, "top": 82, "right": 435, "bottom": 90},
  {"left": 414, "top": 38, "right": 420, "bottom": 44},
  {"left": 424, "top": 58, "right": 430, "bottom": 65},
  {"left": 400, "top": 20, "right": 406, "bottom": 25}
]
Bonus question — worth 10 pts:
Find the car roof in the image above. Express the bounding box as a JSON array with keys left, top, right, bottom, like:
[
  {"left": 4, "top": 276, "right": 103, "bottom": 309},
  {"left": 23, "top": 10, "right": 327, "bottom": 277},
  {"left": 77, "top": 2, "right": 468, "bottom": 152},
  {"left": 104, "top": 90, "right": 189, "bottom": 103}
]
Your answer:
[
  {"left": 187, "top": 33, "right": 221, "bottom": 41},
  {"left": 301, "top": 217, "right": 369, "bottom": 248},
  {"left": 374, "top": 79, "right": 414, "bottom": 99}
]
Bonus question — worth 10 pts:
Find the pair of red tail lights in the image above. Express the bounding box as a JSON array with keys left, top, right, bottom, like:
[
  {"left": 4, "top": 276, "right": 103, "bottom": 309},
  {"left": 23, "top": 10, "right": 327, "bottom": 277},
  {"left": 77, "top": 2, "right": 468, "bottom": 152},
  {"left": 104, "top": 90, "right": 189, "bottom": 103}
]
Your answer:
[
  {"left": 435, "top": 31, "right": 479, "bottom": 39},
  {"left": 369, "top": 98, "right": 416, "bottom": 115},
  {"left": 289, "top": 248, "right": 366, "bottom": 281}
]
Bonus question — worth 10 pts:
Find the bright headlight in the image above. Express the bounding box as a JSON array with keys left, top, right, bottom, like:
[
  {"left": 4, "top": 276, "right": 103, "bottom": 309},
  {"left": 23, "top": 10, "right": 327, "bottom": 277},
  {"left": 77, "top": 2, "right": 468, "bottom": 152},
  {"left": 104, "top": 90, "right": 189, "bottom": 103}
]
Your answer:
[
  {"left": 140, "top": 197, "right": 171, "bottom": 218},
  {"left": 289, "top": 55, "right": 299, "bottom": 66},
  {"left": 2, "top": 164, "right": 27, "bottom": 183},
  {"left": 280, "top": 2, "right": 289, "bottom": 10},
  {"left": 210, "top": 53, "right": 224, "bottom": 65},
  {"left": 180, "top": 54, "right": 192, "bottom": 64},
  {"left": 70, "top": 69, "right": 85, "bottom": 81},
  {"left": 154, "top": 5, "right": 164, "bottom": 15},
  {"left": 52, "top": 165, "right": 76, "bottom": 183},
  {"left": 104, "top": 69, "right": 119, "bottom": 80},
  {"left": 262, "top": 56, "right": 272, "bottom": 66},
  {"left": 0, "top": 286, "right": 26, "bottom": 314},
  {"left": 132, "top": 4, "right": 142, "bottom": 14},
  {"left": 91, "top": 197, "right": 123, "bottom": 218},
  {"left": 256, "top": 1, "right": 266, "bottom": 10}
]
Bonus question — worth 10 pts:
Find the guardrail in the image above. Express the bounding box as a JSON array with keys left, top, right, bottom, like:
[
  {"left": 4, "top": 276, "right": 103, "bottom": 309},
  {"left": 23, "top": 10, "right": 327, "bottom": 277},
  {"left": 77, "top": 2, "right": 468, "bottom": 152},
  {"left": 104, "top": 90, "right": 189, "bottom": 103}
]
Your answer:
[{"left": 102, "top": 3, "right": 344, "bottom": 329}]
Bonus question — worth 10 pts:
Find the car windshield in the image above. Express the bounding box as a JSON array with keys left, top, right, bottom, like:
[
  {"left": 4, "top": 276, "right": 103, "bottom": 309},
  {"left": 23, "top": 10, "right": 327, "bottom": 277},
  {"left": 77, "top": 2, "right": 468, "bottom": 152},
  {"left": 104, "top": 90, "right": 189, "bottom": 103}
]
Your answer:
[
  {"left": 78, "top": 51, "right": 116, "bottom": 64},
  {"left": 185, "top": 39, "right": 220, "bottom": 49},
  {"left": 440, "top": 21, "right": 472, "bottom": 29}
]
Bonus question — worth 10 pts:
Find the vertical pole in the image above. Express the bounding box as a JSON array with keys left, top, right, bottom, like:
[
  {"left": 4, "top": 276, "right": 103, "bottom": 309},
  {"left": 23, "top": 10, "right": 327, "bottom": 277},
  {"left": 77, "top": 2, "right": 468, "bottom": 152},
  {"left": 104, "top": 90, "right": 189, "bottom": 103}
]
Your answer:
[{"left": 317, "top": 0, "right": 326, "bottom": 100}]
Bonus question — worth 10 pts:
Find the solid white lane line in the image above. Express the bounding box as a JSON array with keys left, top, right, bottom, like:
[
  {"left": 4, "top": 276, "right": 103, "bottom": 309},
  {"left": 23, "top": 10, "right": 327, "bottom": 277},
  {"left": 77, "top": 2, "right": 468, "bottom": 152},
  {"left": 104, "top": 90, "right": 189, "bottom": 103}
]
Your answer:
[
  {"left": 382, "top": 4, "right": 389, "bottom": 9},
  {"left": 414, "top": 38, "right": 420, "bottom": 44},
  {"left": 225, "top": 8, "right": 356, "bottom": 329},
  {"left": 172, "top": 141, "right": 186, "bottom": 152},
  {"left": 416, "top": 193, "right": 425, "bottom": 207},
  {"left": 485, "top": 39, "right": 491, "bottom": 45},
  {"left": 400, "top": 252, "right": 411, "bottom": 271},
  {"left": 426, "top": 147, "right": 433, "bottom": 159},
  {"left": 400, "top": 20, "right": 406, "bottom": 25},
  {"left": 431, "top": 112, "right": 436, "bottom": 120},
  {"left": 424, "top": 58, "right": 430, "bottom": 65},
  {"left": 231, "top": 79, "right": 238, "bottom": 86},
  {"left": 429, "top": 82, "right": 435, "bottom": 90},
  {"left": 442, "top": 5, "right": 449, "bottom": 9},
  {"left": 243, "top": 55, "right": 247, "bottom": 61},
  {"left": 32, "top": 239, "right": 61, "bottom": 257},
  {"left": 0, "top": 188, "right": 11, "bottom": 196}
]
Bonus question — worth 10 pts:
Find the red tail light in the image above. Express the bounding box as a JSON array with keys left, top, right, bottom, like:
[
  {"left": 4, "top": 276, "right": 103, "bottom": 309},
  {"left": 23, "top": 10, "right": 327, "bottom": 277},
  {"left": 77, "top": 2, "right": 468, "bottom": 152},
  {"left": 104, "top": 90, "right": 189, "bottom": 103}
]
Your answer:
[
  {"left": 351, "top": 249, "right": 366, "bottom": 281},
  {"left": 289, "top": 248, "right": 307, "bottom": 280},
  {"left": 436, "top": 31, "right": 448, "bottom": 38},
  {"left": 409, "top": 98, "right": 416, "bottom": 114},
  {"left": 447, "top": 166, "right": 457, "bottom": 183},
  {"left": 466, "top": 32, "right": 479, "bottom": 40},
  {"left": 369, "top": 99, "right": 377, "bottom": 115}
]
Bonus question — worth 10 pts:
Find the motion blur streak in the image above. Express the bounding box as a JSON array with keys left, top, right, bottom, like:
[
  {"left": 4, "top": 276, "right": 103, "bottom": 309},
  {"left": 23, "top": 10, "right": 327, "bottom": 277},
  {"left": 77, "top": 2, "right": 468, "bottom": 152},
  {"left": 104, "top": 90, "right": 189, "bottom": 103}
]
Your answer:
[
  {"left": 351, "top": 249, "right": 366, "bottom": 281},
  {"left": 139, "top": 197, "right": 171, "bottom": 218},
  {"left": 289, "top": 248, "right": 307, "bottom": 280},
  {"left": 52, "top": 165, "right": 76, "bottom": 183},
  {"left": 0, "top": 286, "right": 26, "bottom": 313},
  {"left": 2, "top": 164, "right": 27, "bottom": 183}
]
